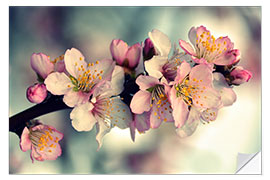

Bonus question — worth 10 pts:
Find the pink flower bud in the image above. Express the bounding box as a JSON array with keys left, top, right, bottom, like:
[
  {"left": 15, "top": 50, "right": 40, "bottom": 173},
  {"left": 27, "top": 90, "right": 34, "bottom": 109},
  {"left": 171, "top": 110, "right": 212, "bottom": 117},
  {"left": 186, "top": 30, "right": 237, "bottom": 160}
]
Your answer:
[
  {"left": 110, "top": 39, "right": 141, "bottom": 70},
  {"left": 230, "top": 66, "right": 252, "bottom": 85},
  {"left": 31, "top": 53, "right": 54, "bottom": 79},
  {"left": 143, "top": 38, "right": 156, "bottom": 61},
  {"left": 26, "top": 83, "right": 47, "bottom": 103}
]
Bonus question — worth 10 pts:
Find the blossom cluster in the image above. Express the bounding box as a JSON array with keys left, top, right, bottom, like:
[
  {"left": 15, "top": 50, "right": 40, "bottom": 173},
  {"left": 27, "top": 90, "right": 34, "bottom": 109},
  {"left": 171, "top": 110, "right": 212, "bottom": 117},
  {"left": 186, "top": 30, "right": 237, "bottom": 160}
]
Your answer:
[{"left": 22, "top": 25, "right": 252, "bottom": 162}]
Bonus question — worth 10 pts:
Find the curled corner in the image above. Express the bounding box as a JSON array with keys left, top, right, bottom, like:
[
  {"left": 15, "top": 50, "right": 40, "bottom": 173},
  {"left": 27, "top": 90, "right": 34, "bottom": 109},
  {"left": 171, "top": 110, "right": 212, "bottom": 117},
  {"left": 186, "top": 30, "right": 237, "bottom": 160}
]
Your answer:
[{"left": 236, "top": 151, "right": 261, "bottom": 174}]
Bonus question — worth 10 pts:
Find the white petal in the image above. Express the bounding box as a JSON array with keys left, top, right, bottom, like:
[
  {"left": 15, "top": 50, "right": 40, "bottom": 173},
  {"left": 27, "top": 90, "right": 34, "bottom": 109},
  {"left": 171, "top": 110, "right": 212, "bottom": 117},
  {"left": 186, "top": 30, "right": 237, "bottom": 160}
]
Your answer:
[
  {"left": 110, "top": 65, "right": 125, "bottom": 95},
  {"left": 213, "top": 73, "right": 237, "bottom": 106},
  {"left": 64, "top": 48, "right": 87, "bottom": 78},
  {"left": 145, "top": 55, "right": 168, "bottom": 79},
  {"left": 176, "top": 107, "right": 200, "bottom": 138},
  {"left": 63, "top": 89, "right": 90, "bottom": 107},
  {"left": 220, "top": 88, "right": 237, "bottom": 106},
  {"left": 96, "top": 119, "right": 111, "bottom": 150},
  {"left": 70, "top": 102, "right": 96, "bottom": 132},
  {"left": 149, "top": 29, "right": 171, "bottom": 57},
  {"left": 44, "top": 72, "right": 72, "bottom": 95},
  {"left": 109, "top": 97, "right": 133, "bottom": 129}
]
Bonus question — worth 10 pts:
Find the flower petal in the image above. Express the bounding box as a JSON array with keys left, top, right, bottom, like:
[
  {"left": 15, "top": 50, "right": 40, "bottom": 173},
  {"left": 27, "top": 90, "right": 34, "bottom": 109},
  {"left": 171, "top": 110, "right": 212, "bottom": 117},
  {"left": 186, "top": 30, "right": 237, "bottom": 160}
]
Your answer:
[
  {"left": 130, "top": 90, "right": 151, "bottom": 114},
  {"left": 213, "top": 49, "right": 241, "bottom": 66},
  {"left": 179, "top": 40, "right": 196, "bottom": 56},
  {"left": 189, "top": 64, "right": 213, "bottom": 86},
  {"left": 20, "top": 127, "right": 32, "bottom": 152},
  {"left": 149, "top": 97, "right": 174, "bottom": 128},
  {"left": 169, "top": 88, "right": 189, "bottom": 128},
  {"left": 63, "top": 89, "right": 90, "bottom": 107},
  {"left": 174, "top": 60, "right": 191, "bottom": 83},
  {"left": 129, "top": 120, "right": 136, "bottom": 142},
  {"left": 44, "top": 72, "right": 73, "bottom": 95},
  {"left": 150, "top": 109, "right": 163, "bottom": 129},
  {"left": 125, "top": 43, "right": 141, "bottom": 69},
  {"left": 110, "top": 65, "right": 125, "bottom": 95},
  {"left": 31, "top": 53, "right": 54, "bottom": 79},
  {"left": 149, "top": 29, "right": 171, "bottom": 57},
  {"left": 109, "top": 97, "right": 133, "bottom": 129},
  {"left": 96, "top": 119, "right": 111, "bottom": 150},
  {"left": 213, "top": 72, "right": 237, "bottom": 106},
  {"left": 188, "top": 27, "right": 198, "bottom": 46},
  {"left": 145, "top": 55, "right": 168, "bottom": 79},
  {"left": 176, "top": 107, "right": 200, "bottom": 138},
  {"left": 135, "top": 75, "right": 160, "bottom": 91},
  {"left": 70, "top": 102, "right": 96, "bottom": 132},
  {"left": 88, "top": 58, "right": 115, "bottom": 82},
  {"left": 193, "top": 87, "right": 221, "bottom": 109},
  {"left": 134, "top": 111, "right": 151, "bottom": 132},
  {"left": 64, "top": 48, "right": 87, "bottom": 78}
]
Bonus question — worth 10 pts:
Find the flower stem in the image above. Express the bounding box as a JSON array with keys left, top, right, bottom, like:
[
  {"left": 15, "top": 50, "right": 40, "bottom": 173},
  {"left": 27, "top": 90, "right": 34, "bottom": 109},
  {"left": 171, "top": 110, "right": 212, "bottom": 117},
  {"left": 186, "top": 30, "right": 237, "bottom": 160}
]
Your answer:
[{"left": 9, "top": 95, "right": 71, "bottom": 137}]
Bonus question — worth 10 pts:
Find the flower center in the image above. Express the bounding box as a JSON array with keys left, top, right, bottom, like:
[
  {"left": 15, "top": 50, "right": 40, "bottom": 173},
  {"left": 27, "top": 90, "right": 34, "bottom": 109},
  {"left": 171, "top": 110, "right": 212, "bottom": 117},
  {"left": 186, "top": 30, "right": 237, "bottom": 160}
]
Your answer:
[
  {"left": 175, "top": 76, "right": 208, "bottom": 108},
  {"left": 71, "top": 60, "right": 104, "bottom": 92},
  {"left": 29, "top": 127, "right": 59, "bottom": 153},
  {"left": 195, "top": 32, "right": 228, "bottom": 62}
]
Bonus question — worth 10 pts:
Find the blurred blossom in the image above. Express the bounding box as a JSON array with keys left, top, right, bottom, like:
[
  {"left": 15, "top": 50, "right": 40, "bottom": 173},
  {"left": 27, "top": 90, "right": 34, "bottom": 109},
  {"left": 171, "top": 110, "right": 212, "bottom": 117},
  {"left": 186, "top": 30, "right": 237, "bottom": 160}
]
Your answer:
[
  {"left": 229, "top": 66, "right": 252, "bottom": 85},
  {"left": 26, "top": 83, "right": 47, "bottom": 104}
]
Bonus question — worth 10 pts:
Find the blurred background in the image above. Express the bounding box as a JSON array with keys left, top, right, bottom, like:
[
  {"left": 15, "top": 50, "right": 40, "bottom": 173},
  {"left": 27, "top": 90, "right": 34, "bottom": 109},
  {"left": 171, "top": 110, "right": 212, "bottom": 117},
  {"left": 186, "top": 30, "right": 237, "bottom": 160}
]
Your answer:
[{"left": 9, "top": 7, "right": 261, "bottom": 174}]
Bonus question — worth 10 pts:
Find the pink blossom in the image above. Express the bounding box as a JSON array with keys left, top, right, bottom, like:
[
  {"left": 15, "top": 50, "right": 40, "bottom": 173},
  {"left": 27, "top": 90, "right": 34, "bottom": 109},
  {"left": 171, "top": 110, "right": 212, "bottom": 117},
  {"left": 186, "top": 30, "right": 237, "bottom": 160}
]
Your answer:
[
  {"left": 110, "top": 39, "right": 141, "bottom": 70},
  {"left": 44, "top": 48, "right": 115, "bottom": 107},
  {"left": 130, "top": 75, "right": 174, "bottom": 129},
  {"left": 169, "top": 61, "right": 222, "bottom": 129},
  {"left": 179, "top": 26, "right": 240, "bottom": 66},
  {"left": 26, "top": 83, "right": 47, "bottom": 104},
  {"left": 20, "top": 124, "right": 63, "bottom": 162},
  {"left": 230, "top": 66, "right": 252, "bottom": 85}
]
